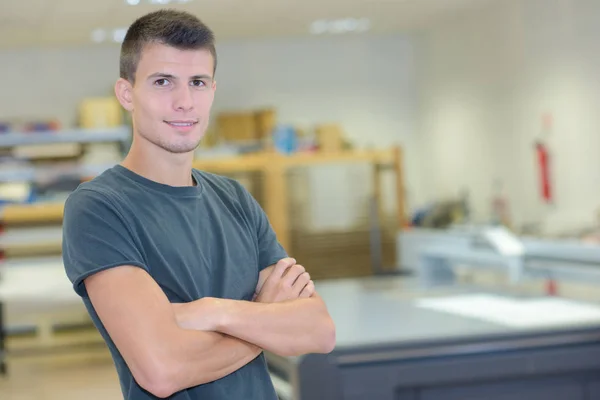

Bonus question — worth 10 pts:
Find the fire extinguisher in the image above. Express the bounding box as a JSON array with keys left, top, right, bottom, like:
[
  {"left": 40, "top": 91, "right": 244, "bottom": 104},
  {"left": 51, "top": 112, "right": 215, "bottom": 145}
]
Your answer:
[{"left": 535, "top": 141, "right": 552, "bottom": 203}]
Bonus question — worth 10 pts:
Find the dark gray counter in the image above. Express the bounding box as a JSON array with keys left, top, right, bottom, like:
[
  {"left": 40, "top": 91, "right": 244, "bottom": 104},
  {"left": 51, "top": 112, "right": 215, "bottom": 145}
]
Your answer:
[{"left": 266, "top": 276, "right": 600, "bottom": 400}]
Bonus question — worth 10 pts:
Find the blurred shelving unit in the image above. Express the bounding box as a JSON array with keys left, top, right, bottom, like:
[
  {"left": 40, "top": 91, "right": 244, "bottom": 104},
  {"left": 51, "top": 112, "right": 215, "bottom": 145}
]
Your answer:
[
  {"left": 0, "top": 127, "right": 130, "bottom": 147},
  {"left": 0, "top": 125, "right": 131, "bottom": 374},
  {"left": 0, "top": 144, "right": 404, "bottom": 251},
  {"left": 0, "top": 144, "right": 406, "bottom": 274}
]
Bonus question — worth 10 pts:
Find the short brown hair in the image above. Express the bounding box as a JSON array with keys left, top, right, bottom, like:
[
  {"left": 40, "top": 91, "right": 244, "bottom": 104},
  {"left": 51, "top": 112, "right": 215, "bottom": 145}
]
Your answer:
[{"left": 120, "top": 9, "right": 217, "bottom": 83}]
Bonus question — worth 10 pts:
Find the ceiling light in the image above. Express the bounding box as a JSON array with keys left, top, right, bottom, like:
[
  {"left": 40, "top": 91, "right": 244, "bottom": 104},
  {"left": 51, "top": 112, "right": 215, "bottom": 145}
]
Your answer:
[
  {"left": 91, "top": 29, "right": 107, "bottom": 43},
  {"left": 310, "top": 20, "right": 328, "bottom": 35},
  {"left": 309, "top": 18, "right": 371, "bottom": 35},
  {"left": 113, "top": 28, "right": 128, "bottom": 43},
  {"left": 330, "top": 19, "right": 354, "bottom": 34},
  {"left": 90, "top": 27, "right": 130, "bottom": 44},
  {"left": 126, "top": 0, "right": 140, "bottom": 5}
]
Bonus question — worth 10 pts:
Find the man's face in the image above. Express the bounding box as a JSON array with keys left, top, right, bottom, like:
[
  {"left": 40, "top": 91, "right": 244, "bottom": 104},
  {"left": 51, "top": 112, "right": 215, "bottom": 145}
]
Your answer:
[{"left": 117, "top": 43, "right": 216, "bottom": 154}]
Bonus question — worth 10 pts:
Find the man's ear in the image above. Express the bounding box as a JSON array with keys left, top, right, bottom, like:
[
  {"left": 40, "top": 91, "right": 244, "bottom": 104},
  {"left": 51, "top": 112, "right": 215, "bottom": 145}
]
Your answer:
[{"left": 114, "top": 78, "right": 134, "bottom": 112}]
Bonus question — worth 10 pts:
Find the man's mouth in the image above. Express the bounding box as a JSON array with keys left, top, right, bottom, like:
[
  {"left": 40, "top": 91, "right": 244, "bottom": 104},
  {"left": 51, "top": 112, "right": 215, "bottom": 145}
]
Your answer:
[{"left": 164, "top": 120, "right": 198, "bottom": 127}]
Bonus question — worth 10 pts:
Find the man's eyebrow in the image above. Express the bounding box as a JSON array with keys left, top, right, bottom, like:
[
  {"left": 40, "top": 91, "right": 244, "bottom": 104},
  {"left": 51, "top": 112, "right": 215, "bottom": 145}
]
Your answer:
[
  {"left": 190, "top": 74, "right": 213, "bottom": 80},
  {"left": 148, "top": 72, "right": 176, "bottom": 80},
  {"left": 147, "top": 73, "right": 212, "bottom": 80}
]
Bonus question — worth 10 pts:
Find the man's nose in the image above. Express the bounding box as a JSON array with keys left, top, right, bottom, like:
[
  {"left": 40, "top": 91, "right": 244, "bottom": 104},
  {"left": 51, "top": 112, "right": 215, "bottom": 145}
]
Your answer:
[{"left": 173, "top": 86, "right": 194, "bottom": 112}]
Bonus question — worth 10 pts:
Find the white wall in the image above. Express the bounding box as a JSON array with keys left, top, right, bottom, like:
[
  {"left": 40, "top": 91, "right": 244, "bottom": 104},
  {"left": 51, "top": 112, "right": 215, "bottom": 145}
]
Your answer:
[
  {"left": 0, "top": 34, "right": 417, "bottom": 230},
  {"left": 214, "top": 35, "right": 415, "bottom": 148},
  {"left": 415, "top": 0, "right": 600, "bottom": 235},
  {"left": 0, "top": 46, "right": 120, "bottom": 127},
  {"left": 213, "top": 36, "right": 417, "bottom": 230}
]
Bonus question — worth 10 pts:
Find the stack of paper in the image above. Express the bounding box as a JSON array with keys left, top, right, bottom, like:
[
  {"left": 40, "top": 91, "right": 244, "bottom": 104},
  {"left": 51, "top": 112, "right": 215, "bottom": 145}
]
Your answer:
[{"left": 416, "top": 293, "right": 600, "bottom": 328}]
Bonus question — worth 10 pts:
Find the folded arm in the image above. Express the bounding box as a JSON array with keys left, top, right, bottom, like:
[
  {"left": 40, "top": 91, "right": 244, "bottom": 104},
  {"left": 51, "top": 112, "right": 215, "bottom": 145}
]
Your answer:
[
  {"left": 217, "top": 293, "right": 334, "bottom": 357},
  {"left": 175, "top": 260, "right": 336, "bottom": 357},
  {"left": 85, "top": 265, "right": 262, "bottom": 398}
]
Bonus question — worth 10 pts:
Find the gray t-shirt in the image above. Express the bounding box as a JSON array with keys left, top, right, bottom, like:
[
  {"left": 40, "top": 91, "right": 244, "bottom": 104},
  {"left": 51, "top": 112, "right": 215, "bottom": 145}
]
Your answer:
[{"left": 62, "top": 164, "right": 287, "bottom": 399}]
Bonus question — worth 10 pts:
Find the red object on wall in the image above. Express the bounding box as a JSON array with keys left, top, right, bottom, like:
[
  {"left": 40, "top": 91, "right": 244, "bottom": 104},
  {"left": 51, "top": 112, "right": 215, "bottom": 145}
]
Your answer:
[
  {"left": 545, "top": 279, "right": 558, "bottom": 296},
  {"left": 535, "top": 141, "right": 552, "bottom": 203}
]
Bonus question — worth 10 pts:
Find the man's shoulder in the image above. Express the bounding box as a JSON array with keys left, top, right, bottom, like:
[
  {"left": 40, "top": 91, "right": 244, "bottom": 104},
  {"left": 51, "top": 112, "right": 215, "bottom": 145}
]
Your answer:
[
  {"left": 194, "top": 169, "right": 250, "bottom": 200},
  {"left": 64, "top": 168, "right": 127, "bottom": 214}
]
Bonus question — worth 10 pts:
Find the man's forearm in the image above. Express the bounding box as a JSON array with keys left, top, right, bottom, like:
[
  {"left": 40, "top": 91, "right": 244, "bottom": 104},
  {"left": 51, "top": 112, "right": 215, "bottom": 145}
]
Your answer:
[
  {"left": 213, "top": 296, "right": 335, "bottom": 357},
  {"left": 159, "top": 327, "right": 261, "bottom": 396}
]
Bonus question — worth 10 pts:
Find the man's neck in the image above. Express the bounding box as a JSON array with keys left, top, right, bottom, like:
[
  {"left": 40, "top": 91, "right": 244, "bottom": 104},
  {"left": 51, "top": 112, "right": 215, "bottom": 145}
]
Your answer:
[{"left": 121, "top": 143, "right": 196, "bottom": 187}]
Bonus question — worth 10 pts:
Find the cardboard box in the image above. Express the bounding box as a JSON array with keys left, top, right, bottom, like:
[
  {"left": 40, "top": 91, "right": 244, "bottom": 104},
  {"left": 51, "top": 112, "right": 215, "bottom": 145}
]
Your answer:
[
  {"left": 79, "top": 97, "right": 123, "bottom": 129},
  {"left": 315, "top": 124, "right": 345, "bottom": 152},
  {"left": 255, "top": 108, "right": 276, "bottom": 138},
  {"left": 217, "top": 112, "right": 258, "bottom": 142},
  {"left": 217, "top": 108, "right": 278, "bottom": 143}
]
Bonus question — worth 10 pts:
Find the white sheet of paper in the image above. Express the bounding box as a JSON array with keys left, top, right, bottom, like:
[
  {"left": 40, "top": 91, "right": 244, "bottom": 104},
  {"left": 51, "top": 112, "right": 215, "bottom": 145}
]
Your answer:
[
  {"left": 416, "top": 293, "right": 600, "bottom": 328},
  {"left": 483, "top": 227, "right": 525, "bottom": 256}
]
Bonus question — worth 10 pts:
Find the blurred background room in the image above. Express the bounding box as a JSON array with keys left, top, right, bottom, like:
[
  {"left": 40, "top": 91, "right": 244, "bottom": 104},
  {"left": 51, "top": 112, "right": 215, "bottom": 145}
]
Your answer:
[{"left": 3, "top": 0, "right": 600, "bottom": 399}]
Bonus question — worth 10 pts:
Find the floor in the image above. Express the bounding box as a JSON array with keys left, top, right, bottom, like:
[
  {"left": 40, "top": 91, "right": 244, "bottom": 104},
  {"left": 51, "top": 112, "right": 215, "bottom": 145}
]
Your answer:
[{"left": 0, "top": 332, "right": 123, "bottom": 400}]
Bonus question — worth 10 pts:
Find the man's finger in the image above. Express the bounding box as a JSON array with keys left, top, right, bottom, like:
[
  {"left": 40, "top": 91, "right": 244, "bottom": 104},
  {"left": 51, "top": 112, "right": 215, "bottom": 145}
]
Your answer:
[
  {"left": 290, "top": 271, "right": 310, "bottom": 296},
  {"left": 299, "top": 281, "right": 315, "bottom": 298},
  {"left": 272, "top": 257, "right": 296, "bottom": 278},
  {"left": 283, "top": 264, "right": 305, "bottom": 287}
]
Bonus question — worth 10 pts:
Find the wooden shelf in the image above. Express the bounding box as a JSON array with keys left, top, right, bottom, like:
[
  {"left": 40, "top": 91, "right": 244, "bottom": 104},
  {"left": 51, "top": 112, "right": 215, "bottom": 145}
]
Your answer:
[
  {"left": 192, "top": 152, "right": 267, "bottom": 173},
  {"left": 1, "top": 203, "right": 64, "bottom": 225},
  {"left": 0, "top": 148, "right": 405, "bottom": 253},
  {"left": 192, "top": 149, "right": 393, "bottom": 172}
]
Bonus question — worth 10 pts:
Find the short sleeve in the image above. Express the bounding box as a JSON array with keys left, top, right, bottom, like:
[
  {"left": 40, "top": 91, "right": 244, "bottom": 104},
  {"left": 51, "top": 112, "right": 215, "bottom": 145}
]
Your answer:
[
  {"left": 62, "top": 189, "right": 148, "bottom": 298},
  {"left": 238, "top": 184, "right": 288, "bottom": 270}
]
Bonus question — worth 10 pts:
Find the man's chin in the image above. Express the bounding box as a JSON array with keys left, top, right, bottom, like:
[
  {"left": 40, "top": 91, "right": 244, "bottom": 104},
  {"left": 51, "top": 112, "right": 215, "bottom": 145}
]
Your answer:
[{"left": 161, "top": 138, "right": 203, "bottom": 154}]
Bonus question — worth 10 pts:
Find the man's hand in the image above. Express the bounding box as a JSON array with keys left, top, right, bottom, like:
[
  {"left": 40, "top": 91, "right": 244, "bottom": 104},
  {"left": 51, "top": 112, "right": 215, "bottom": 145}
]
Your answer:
[
  {"left": 255, "top": 258, "right": 314, "bottom": 303},
  {"left": 254, "top": 258, "right": 296, "bottom": 295},
  {"left": 172, "top": 298, "right": 220, "bottom": 331}
]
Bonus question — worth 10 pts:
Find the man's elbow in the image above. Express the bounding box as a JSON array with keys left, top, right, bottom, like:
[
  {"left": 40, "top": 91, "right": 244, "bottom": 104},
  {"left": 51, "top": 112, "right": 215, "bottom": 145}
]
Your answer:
[
  {"left": 133, "top": 357, "right": 179, "bottom": 398},
  {"left": 141, "top": 379, "right": 175, "bottom": 399},
  {"left": 316, "top": 315, "right": 336, "bottom": 354},
  {"left": 135, "top": 353, "right": 220, "bottom": 397},
  {"left": 292, "top": 313, "right": 336, "bottom": 357},
  {"left": 311, "top": 296, "right": 336, "bottom": 354}
]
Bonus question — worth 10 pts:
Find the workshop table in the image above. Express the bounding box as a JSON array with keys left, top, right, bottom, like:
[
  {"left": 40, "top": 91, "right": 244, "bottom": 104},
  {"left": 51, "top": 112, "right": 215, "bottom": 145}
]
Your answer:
[{"left": 266, "top": 276, "right": 600, "bottom": 400}]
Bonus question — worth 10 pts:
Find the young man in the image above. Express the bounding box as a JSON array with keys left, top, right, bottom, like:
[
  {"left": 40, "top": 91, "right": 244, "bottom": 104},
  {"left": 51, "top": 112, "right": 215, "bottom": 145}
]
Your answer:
[{"left": 61, "top": 9, "right": 335, "bottom": 400}]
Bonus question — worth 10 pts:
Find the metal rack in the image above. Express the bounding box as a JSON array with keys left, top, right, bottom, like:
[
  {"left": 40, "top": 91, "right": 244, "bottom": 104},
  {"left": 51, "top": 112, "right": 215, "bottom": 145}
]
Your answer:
[{"left": 399, "top": 227, "right": 600, "bottom": 288}]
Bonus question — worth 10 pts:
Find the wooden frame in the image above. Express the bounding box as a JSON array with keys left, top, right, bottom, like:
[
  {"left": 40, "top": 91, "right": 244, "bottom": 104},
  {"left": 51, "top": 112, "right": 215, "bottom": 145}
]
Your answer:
[{"left": 192, "top": 147, "right": 405, "bottom": 251}]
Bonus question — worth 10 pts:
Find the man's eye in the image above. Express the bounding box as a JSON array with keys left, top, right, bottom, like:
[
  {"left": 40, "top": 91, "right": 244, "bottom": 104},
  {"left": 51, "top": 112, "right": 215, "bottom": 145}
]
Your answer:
[
  {"left": 155, "top": 79, "right": 169, "bottom": 86},
  {"left": 191, "top": 79, "right": 206, "bottom": 87}
]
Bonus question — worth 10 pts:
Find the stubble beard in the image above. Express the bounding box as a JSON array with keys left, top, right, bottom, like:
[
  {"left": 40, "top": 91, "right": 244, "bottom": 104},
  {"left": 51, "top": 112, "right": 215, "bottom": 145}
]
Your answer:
[
  {"left": 155, "top": 136, "right": 202, "bottom": 154},
  {"left": 141, "top": 127, "right": 205, "bottom": 155}
]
